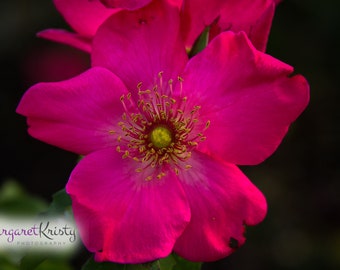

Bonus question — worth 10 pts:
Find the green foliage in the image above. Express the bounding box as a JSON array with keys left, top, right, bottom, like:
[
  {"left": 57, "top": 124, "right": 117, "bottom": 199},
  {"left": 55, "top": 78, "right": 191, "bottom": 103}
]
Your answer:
[
  {"left": 0, "top": 180, "right": 47, "bottom": 216},
  {"left": 170, "top": 254, "right": 201, "bottom": 270},
  {"left": 19, "top": 254, "right": 46, "bottom": 270},
  {"left": 19, "top": 255, "right": 74, "bottom": 270},
  {"left": 43, "top": 188, "right": 72, "bottom": 216},
  {"left": 158, "top": 255, "right": 176, "bottom": 270},
  {"left": 34, "top": 259, "right": 73, "bottom": 270},
  {"left": 188, "top": 26, "right": 209, "bottom": 58},
  {"left": 0, "top": 183, "right": 76, "bottom": 270},
  {"left": 82, "top": 254, "right": 201, "bottom": 270},
  {"left": 82, "top": 256, "right": 137, "bottom": 270},
  {"left": 0, "top": 254, "right": 19, "bottom": 270},
  {"left": 19, "top": 254, "right": 74, "bottom": 270}
]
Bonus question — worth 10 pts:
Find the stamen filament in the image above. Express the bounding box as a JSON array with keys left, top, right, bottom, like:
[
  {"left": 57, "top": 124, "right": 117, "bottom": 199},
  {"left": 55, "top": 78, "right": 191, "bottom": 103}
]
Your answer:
[{"left": 115, "top": 74, "right": 208, "bottom": 181}]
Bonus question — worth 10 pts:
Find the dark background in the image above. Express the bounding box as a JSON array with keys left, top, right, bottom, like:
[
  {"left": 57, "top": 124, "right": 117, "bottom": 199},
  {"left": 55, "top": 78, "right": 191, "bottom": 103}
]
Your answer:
[{"left": 1, "top": 0, "right": 339, "bottom": 269}]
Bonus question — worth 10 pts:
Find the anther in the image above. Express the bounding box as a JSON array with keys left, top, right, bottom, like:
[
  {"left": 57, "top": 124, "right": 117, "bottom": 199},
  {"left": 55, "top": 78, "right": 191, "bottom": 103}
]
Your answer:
[
  {"left": 157, "top": 172, "right": 166, "bottom": 179},
  {"left": 205, "top": 120, "right": 211, "bottom": 130},
  {"left": 122, "top": 150, "right": 129, "bottom": 159},
  {"left": 168, "top": 79, "right": 173, "bottom": 94},
  {"left": 178, "top": 76, "right": 184, "bottom": 96},
  {"left": 116, "top": 73, "right": 209, "bottom": 181},
  {"left": 158, "top": 71, "right": 164, "bottom": 89}
]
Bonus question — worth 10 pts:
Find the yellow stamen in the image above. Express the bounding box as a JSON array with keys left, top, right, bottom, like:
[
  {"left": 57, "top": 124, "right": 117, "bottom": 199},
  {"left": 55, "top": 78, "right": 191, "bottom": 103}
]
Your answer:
[{"left": 115, "top": 74, "right": 211, "bottom": 182}]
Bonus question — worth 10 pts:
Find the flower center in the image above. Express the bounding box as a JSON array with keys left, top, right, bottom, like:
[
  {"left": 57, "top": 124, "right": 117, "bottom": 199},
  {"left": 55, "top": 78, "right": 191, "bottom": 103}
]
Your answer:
[
  {"left": 112, "top": 72, "right": 210, "bottom": 181},
  {"left": 149, "top": 126, "right": 172, "bottom": 149}
]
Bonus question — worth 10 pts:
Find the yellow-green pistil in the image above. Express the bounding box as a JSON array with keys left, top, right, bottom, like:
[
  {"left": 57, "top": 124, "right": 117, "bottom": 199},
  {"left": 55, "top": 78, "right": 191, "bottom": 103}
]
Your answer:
[{"left": 149, "top": 126, "right": 172, "bottom": 149}]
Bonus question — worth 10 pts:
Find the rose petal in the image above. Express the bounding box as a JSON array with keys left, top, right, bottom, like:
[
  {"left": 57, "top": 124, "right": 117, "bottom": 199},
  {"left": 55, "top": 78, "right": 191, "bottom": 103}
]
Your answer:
[
  {"left": 174, "top": 151, "right": 267, "bottom": 261},
  {"left": 92, "top": 0, "right": 188, "bottom": 93},
  {"left": 66, "top": 148, "right": 191, "bottom": 263},
  {"left": 99, "top": 0, "right": 152, "bottom": 10},
  {"left": 53, "top": 0, "right": 116, "bottom": 37},
  {"left": 181, "top": 0, "right": 276, "bottom": 51},
  {"left": 16, "top": 67, "right": 128, "bottom": 155},
  {"left": 37, "top": 29, "right": 92, "bottom": 53},
  {"left": 180, "top": 31, "right": 309, "bottom": 165}
]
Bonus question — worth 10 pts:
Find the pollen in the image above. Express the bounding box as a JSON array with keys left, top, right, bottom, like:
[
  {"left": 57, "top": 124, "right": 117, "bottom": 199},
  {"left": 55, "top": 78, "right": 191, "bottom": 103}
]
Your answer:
[
  {"left": 149, "top": 126, "right": 172, "bottom": 149},
  {"left": 115, "top": 72, "right": 210, "bottom": 181}
]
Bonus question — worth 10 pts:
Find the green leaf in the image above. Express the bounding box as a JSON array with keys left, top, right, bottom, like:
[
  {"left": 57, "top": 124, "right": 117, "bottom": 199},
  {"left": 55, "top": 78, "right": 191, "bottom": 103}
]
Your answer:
[
  {"left": 82, "top": 256, "right": 125, "bottom": 270},
  {"left": 188, "top": 26, "right": 210, "bottom": 58},
  {"left": 18, "top": 250, "right": 78, "bottom": 270},
  {"left": 0, "top": 253, "right": 20, "bottom": 270},
  {"left": 20, "top": 255, "right": 46, "bottom": 270},
  {"left": 43, "top": 188, "right": 72, "bottom": 216},
  {"left": 132, "top": 261, "right": 160, "bottom": 270},
  {"left": 81, "top": 254, "right": 201, "bottom": 270},
  {"left": 18, "top": 247, "right": 76, "bottom": 268},
  {"left": 82, "top": 256, "right": 164, "bottom": 270},
  {"left": 0, "top": 180, "right": 47, "bottom": 216},
  {"left": 34, "top": 259, "right": 73, "bottom": 270},
  {"left": 158, "top": 255, "right": 176, "bottom": 270},
  {"left": 171, "top": 254, "right": 201, "bottom": 270}
]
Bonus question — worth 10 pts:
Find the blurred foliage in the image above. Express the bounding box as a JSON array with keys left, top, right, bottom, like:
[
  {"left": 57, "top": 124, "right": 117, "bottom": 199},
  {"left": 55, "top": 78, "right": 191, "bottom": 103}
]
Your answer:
[
  {"left": 0, "top": 181, "right": 77, "bottom": 269},
  {"left": 44, "top": 188, "right": 72, "bottom": 216},
  {"left": 82, "top": 254, "right": 201, "bottom": 270},
  {"left": 0, "top": 180, "right": 47, "bottom": 216},
  {"left": 0, "top": 0, "right": 339, "bottom": 269},
  {"left": 19, "top": 255, "right": 74, "bottom": 270}
]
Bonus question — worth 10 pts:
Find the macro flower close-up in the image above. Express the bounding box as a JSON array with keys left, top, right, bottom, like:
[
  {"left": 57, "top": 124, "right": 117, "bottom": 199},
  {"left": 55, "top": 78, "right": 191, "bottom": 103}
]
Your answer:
[
  {"left": 39, "top": 0, "right": 278, "bottom": 53},
  {"left": 16, "top": 0, "right": 309, "bottom": 264}
]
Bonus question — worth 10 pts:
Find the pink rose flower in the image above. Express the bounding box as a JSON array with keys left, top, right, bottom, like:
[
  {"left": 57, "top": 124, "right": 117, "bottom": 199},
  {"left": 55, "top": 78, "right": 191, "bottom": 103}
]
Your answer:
[
  {"left": 99, "top": 0, "right": 153, "bottom": 9},
  {"left": 37, "top": 0, "right": 152, "bottom": 52},
  {"left": 37, "top": 0, "right": 116, "bottom": 52},
  {"left": 17, "top": 0, "right": 309, "bottom": 263},
  {"left": 181, "top": 0, "right": 278, "bottom": 52},
  {"left": 39, "top": 0, "right": 277, "bottom": 53}
]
